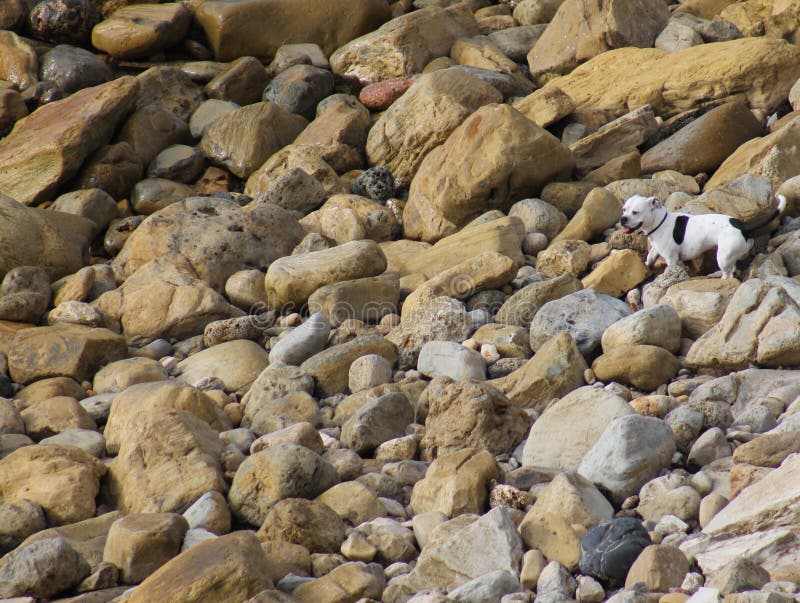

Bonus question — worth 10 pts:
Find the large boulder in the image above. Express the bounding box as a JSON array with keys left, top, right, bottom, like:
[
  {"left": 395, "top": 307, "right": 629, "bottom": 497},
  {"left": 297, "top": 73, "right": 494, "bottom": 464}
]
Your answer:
[
  {"left": 193, "top": 0, "right": 390, "bottom": 61},
  {"left": 366, "top": 68, "right": 502, "bottom": 187},
  {"left": 0, "top": 77, "right": 138, "bottom": 205},
  {"left": 404, "top": 103, "right": 574, "bottom": 242},
  {"left": 528, "top": 0, "right": 669, "bottom": 81},
  {"left": 112, "top": 197, "right": 304, "bottom": 290},
  {"left": 330, "top": 4, "right": 479, "bottom": 84},
  {"left": 543, "top": 37, "right": 800, "bottom": 120}
]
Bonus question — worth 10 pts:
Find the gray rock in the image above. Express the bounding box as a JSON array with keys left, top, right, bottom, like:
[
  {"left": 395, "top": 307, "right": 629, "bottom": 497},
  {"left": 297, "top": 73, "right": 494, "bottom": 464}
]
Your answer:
[
  {"left": 417, "top": 340, "right": 486, "bottom": 381},
  {"left": 349, "top": 354, "right": 393, "bottom": 393},
  {"left": 508, "top": 198, "right": 567, "bottom": 241},
  {"left": 39, "top": 44, "right": 111, "bottom": 94},
  {"left": 253, "top": 166, "right": 327, "bottom": 214},
  {"left": 671, "top": 12, "right": 741, "bottom": 42},
  {"left": 0, "top": 535, "right": 91, "bottom": 599},
  {"left": 578, "top": 414, "right": 676, "bottom": 503},
  {"left": 263, "top": 64, "right": 334, "bottom": 119},
  {"left": 0, "top": 499, "right": 46, "bottom": 555},
  {"left": 79, "top": 393, "right": 116, "bottom": 424},
  {"left": 50, "top": 188, "right": 118, "bottom": 238},
  {"left": 147, "top": 144, "right": 205, "bottom": 183},
  {"left": 351, "top": 166, "right": 396, "bottom": 202},
  {"left": 449, "top": 569, "right": 522, "bottom": 603},
  {"left": 665, "top": 405, "right": 704, "bottom": 452},
  {"left": 731, "top": 404, "right": 777, "bottom": 434},
  {"left": 536, "top": 561, "right": 576, "bottom": 602},
  {"left": 189, "top": 98, "right": 239, "bottom": 138},
  {"left": 488, "top": 25, "right": 547, "bottom": 63},
  {"left": 269, "top": 313, "right": 331, "bottom": 366},
  {"left": 579, "top": 517, "right": 651, "bottom": 587},
  {"left": 342, "top": 392, "right": 414, "bottom": 455},
  {"left": 40, "top": 428, "right": 106, "bottom": 458},
  {"left": 496, "top": 273, "right": 582, "bottom": 328},
  {"left": 600, "top": 304, "right": 682, "bottom": 354},
  {"left": 530, "top": 288, "right": 631, "bottom": 356},
  {"left": 687, "top": 427, "right": 731, "bottom": 467}
]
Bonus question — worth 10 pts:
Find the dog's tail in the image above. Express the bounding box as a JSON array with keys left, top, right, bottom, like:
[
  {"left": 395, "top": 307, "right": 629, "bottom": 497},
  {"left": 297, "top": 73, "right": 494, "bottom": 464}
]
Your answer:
[{"left": 736, "top": 194, "right": 787, "bottom": 233}]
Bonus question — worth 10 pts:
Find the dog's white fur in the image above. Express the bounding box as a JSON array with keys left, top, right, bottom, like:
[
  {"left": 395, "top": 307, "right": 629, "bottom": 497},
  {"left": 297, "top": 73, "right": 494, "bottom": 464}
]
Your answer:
[{"left": 620, "top": 194, "right": 787, "bottom": 280}]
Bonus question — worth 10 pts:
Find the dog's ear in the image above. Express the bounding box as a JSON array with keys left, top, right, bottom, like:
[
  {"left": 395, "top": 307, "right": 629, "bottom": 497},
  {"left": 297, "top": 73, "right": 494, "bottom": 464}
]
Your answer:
[{"left": 649, "top": 197, "right": 661, "bottom": 207}]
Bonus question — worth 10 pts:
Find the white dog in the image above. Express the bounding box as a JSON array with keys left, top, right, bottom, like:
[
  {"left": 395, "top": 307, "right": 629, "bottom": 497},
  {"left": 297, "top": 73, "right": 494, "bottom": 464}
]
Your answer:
[{"left": 619, "top": 194, "right": 787, "bottom": 279}]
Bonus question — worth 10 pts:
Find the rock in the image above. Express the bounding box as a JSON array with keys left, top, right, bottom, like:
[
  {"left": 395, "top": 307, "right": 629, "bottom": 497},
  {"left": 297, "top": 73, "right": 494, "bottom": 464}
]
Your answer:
[
  {"left": 641, "top": 100, "right": 762, "bottom": 176},
  {"left": 205, "top": 56, "right": 268, "bottom": 106},
  {"left": 244, "top": 391, "right": 320, "bottom": 436},
  {"left": 112, "top": 197, "right": 304, "bottom": 291},
  {"left": 39, "top": 45, "right": 111, "bottom": 96},
  {"left": 624, "top": 544, "right": 689, "bottom": 591},
  {"left": 189, "top": 99, "right": 239, "bottom": 138},
  {"left": 316, "top": 481, "right": 385, "bottom": 526},
  {"left": 0, "top": 535, "right": 91, "bottom": 599},
  {"left": 514, "top": 86, "right": 575, "bottom": 128},
  {"left": 527, "top": 0, "right": 669, "bottom": 81},
  {"left": 182, "top": 491, "right": 231, "bottom": 536},
  {"left": 419, "top": 377, "right": 531, "bottom": 461},
  {"left": 529, "top": 288, "right": 632, "bottom": 357},
  {"left": 307, "top": 273, "right": 399, "bottom": 328},
  {"left": 269, "top": 314, "right": 331, "bottom": 366},
  {"left": 292, "top": 561, "right": 385, "bottom": 603},
  {"left": 491, "top": 331, "right": 586, "bottom": 409},
  {"left": 265, "top": 239, "right": 386, "bottom": 310},
  {"left": 536, "top": 239, "right": 591, "bottom": 278},
  {"left": 0, "top": 500, "right": 47, "bottom": 555},
  {"left": 341, "top": 392, "right": 413, "bottom": 455},
  {"left": 542, "top": 38, "right": 800, "bottom": 122},
  {"left": 601, "top": 305, "right": 682, "bottom": 354},
  {"left": 579, "top": 517, "right": 651, "bottom": 586},
  {"left": 20, "top": 396, "right": 96, "bottom": 440},
  {"left": 94, "top": 259, "right": 244, "bottom": 345},
  {"left": 592, "top": 345, "right": 681, "bottom": 391},
  {"left": 705, "top": 557, "right": 770, "bottom": 595},
  {"left": 244, "top": 144, "right": 345, "bottom": 200},
  {"left": 401, "top": 508, "right": 523, "bottom": 593},
  {"left": 450, "top": 35, "right": 534, "bottom": 94},
  {"left": 521, "top": 385, "right": 632, "bottom": 470},
  {"left": 134, "top": 66, "right": 206, "bottom": 122},
  {"left": 349, "top": 355, "right": 393, "bottom": 393},
  {"left": 366, "top": 69, "right": 502, "bottom": 185},
  {"left": 550, "top": 188, "right": 621, "bottom": 244},
  {"left": 193, "top": 0, "right": 390, "bottom": 61},
  {"left": 659, "top": 278, "right": 738, "bottom": 339},
  {"left": 578, "top": 415, "right": 676, "bottom": 503},
  {"left": 257, "top": 498, "right": 346, "bottom": 553},
  {"left": 50, "top": 188, "right": 117, "bottom": 240},
  {"left": 0, "top": 444, "right": 105, "bottom": 525},
  {"left": 147, "top": 145, "right": 204, "bottom": 183},
  {"left": 74, "top": 141, "right": 144, "bottom": 200},
  {"left": 404, "top": 103, "right": 573, "bottom": 243},
  {"left": 228, "top": 442, "right": 338, "bottom": 526},
  {"left": 103, "top": 513, "right": 188, "bottom": 584},
  {"left": 582, "top": 250, "right": 649, "bottom": 299},
  {"left": 570, "top": 105, "right": 660, "bottom": 174},
  {"left": 39, "top": 428, "right": 104, "bottom": 458},
  {"left": 301, "top": 334, "right": 397, "bottom": 397},
  {"left": 496, "top": 274, "right": 582, "bottom": 328},
  {"left": 93, "top": 357, "right": 168, "bottom": 394},
  {"left": 417, "top": 341, "right": 486, "bottom": 381},
  {"left": 688, "top": 427, "right": 732, "bottom": 467},
  {"left": 330, "top": 4, "right": 479, "bottom": 84},
  {"left": 733, "top": 432, "right": 800, "bottom": 468},
  {"left": 686, "top": 277, "right": 800, "bottom": 370},
  {"left": 301, "top": 195, "right": 400, "bottom": 244},
  {"left": 123, "top": 531, "right": 272, "bottom": 603},
  {"left": 0, "top": 76, "right": 138, "bottom": 205},
  {"left": 263, "top": 64, "right": 333, "bottom": 119},
  {"left": 199, "top": 102, "right": 307, "bottom": 178},
  {"left": 448, "top": 569, "right": 522, "bottom": 603},
  {"left": 177, "top": 340, "right": 267, "bottom": 392},
  {"left": 92, "top": 3, "right": 191, "bottom": 60},
  {"left": 508, "top": 199, "right": 567, "bottom": 241}
]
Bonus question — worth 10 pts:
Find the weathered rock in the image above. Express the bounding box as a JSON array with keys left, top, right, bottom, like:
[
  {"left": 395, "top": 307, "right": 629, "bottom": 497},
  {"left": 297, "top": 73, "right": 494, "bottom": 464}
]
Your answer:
[
  {"left": 293, "top": 561, "right": 385, "bottom": 603},
  {"left": 0, "top": 76, "right": 138, "bottom": 205},
  {"left": 404, "top": 103, "right": 574, "bottom": 242},
  {"left": 527, "top": 0, "right": 669, "bottom": 81},
  {"left": 659, "top": 278, "right": 738, "bottom": 339},
  {"left": 257, "top": 497, "right": 345, "bottom": 554},
  {"left": 686, "top": 277, "right": 800, "bottom": 370},
  {"left": 410, "top": 448, "right": 498, "bottom": 517},
  {"left": 733, "top": 432, "right": 800, "bottom": 468},
  {"left": 113, "top": 197, "right": 304, "bottom": 291},
  {"left": 578, "top": 415, "right": 676, "bottom": 503},
  {"left": 177, "top": 340, "right": 268, "bottom": 393},
  {"left": 530, "top": 288, "right": 632, "bottom": 357},
  {"left": 93, "top": 357, "right": 167, "bottom": 394},
  {"left": 582, "top": 250, "right": 649, "bottom": 299},
  {"left": 491, "top": 331, "right": 586, "bottom": 409},
  {"left": 0, "top": 31, "right": 38, "bottom": 91},
  {"left": 95, "top": 259, "right": 244, "bottom": 345},
  {"left": 263, "top": 64, "right": 333, "bottom": 120},
  {"left": 183, "top": 491, "right": 231, "bottom": 535},
  {"left": 308, "top": 273, "right": 399, "bottom": 327},
  {"left": 330, "top": 4, "right": 479, "bottom": 84},
  {"left": 134, "top": 66, "right": 206, "bottom": 122},
  {"left": 205, "top": 56, "right": 268, "bottom": 106},
  {"left": 244, "top": 145, "right": 345, "bottom": 200},
  {"left": 123, "top": 531, "right": 272, "bottom": 603},
  {"left": 116, "top": 104, "right": 191, "bottom": 168},
  {"left": 536, "top": 239, "right": 591, "bottom": 278},
  {"left": 20, "top": 396, "right": 97, "bottom": 440},
  {"left": 450, "top": 35, "right": 534, "bottom": 94},
  {"left": 0, "top": 535, "right": 91, "bottom": 599},
  {"left": 579, "top": 517, "right": 651, "bottom": 586},
  {"left": 601, "top": 304, "right": 682, "bottom": 354},
  {"left": 92, "top": 3, "right": 191, "bottom": 60},
  {"left": 0, "top": 499, "right": 46, "bottom": 555},
  {"left": 0, "top": 444, "right": 105, "bottom": 525},
  {"left": 514, "top": 86, "right": 575, "bottom": 128},
  {"left": 106, "top": 409, "right": 226, "bottom": 514},
  {"left": 316, "top": 481, "right": 385, "bottom": 526},
  {"left": 521, "top": 386, "right": 633, "bottom": 471},
  {"left": 417, "top": 341, "right": 486, "bottom": 381},
  {"left": 193, "top": 0, "right": 391, "bottom": 61},
  {"left": 496, "top": 274, "right": 582, "bottom": 328},
  {"left": 519, "top": 510, "right": 582, "bottom": 570},
  {"left": 199, "top": 102, "right": 307, "bottom": 178},
  {"left": 73, "top": 141, "right": 144, "bottom": 200},
  {"left": 341, "top": 392, "right": 413, "bottom": 455},
  {"left": 40, "top": 45, "right": 111, "bottom": 96},
  {"left": 592, "top": 345, "right": 681, "bottom": 391},
  {"left": 419, "top": 377, "right": 531, "bottom": 461},
  {"left": 229, "top": 442, "right": 338, "bottom": 526},
  {"left": 300, "top": 195, "right": 400, "bottom": 244}
]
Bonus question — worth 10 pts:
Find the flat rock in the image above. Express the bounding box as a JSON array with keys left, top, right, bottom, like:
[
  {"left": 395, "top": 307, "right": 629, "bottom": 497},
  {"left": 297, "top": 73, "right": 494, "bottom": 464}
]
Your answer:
[
  {"left": 496, "top": 274, "right": 582, "bottom": 328},
  {"left": 417, "top": 341, "right": 486, "bottom": 382},
  {"left": 308, "top": 273, "right": 399, "bottom": 327},
  {"left": 91, "top": 3, "right": 191, "bottom": 60},
  {"left": 0, "top": 76, "right": 138, "bottom": 205},
  {"left": 592, "top": 344, "right": 681, "bottom": 392},
  {"left": 550, "top": 187, "right": 620, "bottom": 245},
  {"left": 601, "top": 304, "right": 682, "bottom": 354},
  {"left": 404, "top": 103, "right": 574, "bottom": 243},
  {"left": 257, "top": 498, "right": 346, "bottom": 554}
]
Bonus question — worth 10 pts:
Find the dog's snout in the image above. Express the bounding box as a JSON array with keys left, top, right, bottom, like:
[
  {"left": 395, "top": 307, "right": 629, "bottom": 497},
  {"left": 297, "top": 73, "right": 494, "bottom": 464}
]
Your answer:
[{"left": 620, "top": 215, "right": 629, "bottom": 225}]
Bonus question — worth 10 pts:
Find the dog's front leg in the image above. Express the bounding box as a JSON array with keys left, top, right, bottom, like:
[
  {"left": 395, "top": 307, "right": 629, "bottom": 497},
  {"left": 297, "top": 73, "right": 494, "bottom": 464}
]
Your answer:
[{"left": 645, "top": 247, "right": 659, "bottom": 268}]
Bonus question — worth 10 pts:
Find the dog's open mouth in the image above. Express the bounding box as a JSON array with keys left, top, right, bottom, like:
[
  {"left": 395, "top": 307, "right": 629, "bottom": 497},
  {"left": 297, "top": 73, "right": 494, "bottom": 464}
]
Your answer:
[{"left": 621, "top": 222, "right": 642, "bottom": 234}]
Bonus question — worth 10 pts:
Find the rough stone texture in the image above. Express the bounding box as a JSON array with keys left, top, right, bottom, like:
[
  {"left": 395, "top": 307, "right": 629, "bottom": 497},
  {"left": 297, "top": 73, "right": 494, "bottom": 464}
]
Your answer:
[
  {"left": 257, "top": 498, "right": 346, "bottom": 553},
  {"left": 491, "top": 331, "right": 586, "bottom": 409},
  {"left": 624, "top": 544, "right": 689, "bottom": 591},
  {"left": 112, "top": 198, "right": 304, "bottom": 291},
  {"left": 293, "top": 561, "right": 385, "bottom": 602},
  {"left": 410, "top": 448, "right": 499, "bottom": 517},
  {"left": 601, "top": 304, "right": 682, "bottom": 354},
  {"left": 193, "top": 0, "right": 391, "bottom": 61},
  {"left": 404, "top": 103, "right": 574, "bottom": 243},
  {"left": 496, "top": 274, "right": 583, "bottom": 328},
  {"left": 0, "top": 444, "right": 106, "bottom": 525},
  {"left": 592, "top": 345, "right": 681, "bottom": 391},
  {"left": 522, "top": 386, "right": 634, "bottom": 471},
  {"left": 228, "top": 442, "right": 339, "bottom": 526},
  {"left": 582, "top": 250, "right": 649, "bottom": 299},
  {"left": 300, "top": 195, "right": 400, "bottom": 245},
  {"left": 0, "top": 30, "right": 38, "bottom": 91},
  {"left": 578, "top": 415, "right": 677, "bottom": 503},
  {"left": 0, "top": 535, "right": 91, "bottom": 599},
  {"left": 123, "top": 531, "right": 272, "bottom": 603},
  {"left": 686, "top": 277, "right": 800, "bottom": 370},
  {"left": 579, "top": 517, "right": 652, "bottom": 586},
  {"left": 551, "top": 187, "right": 621, "bottom": 245},
  {"left": 0, "top": 76, "right": 138, "bottom": 205},
  {"left": 0, "top": 499, "right": 46, "bottom": 555},
  {"left": 659, "top": 278, "right": 739, "bottom": 339},
  {"left": 7, "top": 323, "right": 126, "bottom": 385},
  {"left": 341, "top": 391, "right": 413, "bottom": 455},
  {"left": 330, "top": 4, "right": 480, "bottom": 84},
  {"left": 308, "top": 273, "right": 399, "bottom": 327},
  {"left": 366, "top": 68, "right": 502, "bottom": 187}
]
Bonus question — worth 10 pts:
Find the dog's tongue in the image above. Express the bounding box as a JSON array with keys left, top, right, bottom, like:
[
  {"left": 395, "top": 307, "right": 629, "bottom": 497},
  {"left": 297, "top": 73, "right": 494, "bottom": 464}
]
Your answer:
[{"left": 621, "top": 226, "right": 632, "bottom": 234}]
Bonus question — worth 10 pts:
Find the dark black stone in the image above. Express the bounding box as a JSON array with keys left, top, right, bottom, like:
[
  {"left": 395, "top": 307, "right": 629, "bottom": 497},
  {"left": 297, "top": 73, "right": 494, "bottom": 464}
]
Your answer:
[
  {"left": 29, "top": 0, "right": 100, "bottom": 46},
  {"left": 262, "top": 64, "right": 334, "bottom": 120},
  {"left": 351, "top": 167, "right": 396, "bottom": 202},
  {"left": 0, "top": 374, "right": 14, "bottom": 398},
  {"left": 579, "top": 517, "right": 651, "bottom": 586}
]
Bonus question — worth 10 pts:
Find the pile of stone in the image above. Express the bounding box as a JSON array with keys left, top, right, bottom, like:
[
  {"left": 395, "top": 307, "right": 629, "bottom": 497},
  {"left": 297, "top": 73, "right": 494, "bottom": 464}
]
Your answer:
[{"left": 2, "top": 0, "right": 800, "bottom": 601}]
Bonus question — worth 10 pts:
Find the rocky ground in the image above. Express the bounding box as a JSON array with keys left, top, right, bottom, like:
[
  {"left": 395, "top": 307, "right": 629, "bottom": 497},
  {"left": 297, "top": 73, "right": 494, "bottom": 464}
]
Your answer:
[{"left": 1, "top": 0, "right": 800, "bottom": 601}]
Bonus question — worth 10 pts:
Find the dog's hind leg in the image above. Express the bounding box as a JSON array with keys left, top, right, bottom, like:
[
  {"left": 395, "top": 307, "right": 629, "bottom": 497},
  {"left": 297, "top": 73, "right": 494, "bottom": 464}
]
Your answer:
[{"left": 716, "top": 237, "right": 749, "bottom": 279}]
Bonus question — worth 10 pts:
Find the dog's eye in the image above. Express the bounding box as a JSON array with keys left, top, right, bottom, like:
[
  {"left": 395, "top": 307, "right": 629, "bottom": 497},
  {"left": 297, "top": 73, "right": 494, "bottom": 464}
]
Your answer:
[{"left": 632, "top": 210, "right": 639, "bottom": 215}]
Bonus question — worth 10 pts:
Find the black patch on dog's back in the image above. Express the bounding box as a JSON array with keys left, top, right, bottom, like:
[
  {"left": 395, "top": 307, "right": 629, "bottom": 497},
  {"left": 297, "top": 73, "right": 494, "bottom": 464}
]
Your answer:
[
  {"left": 729, "top": 217, "right": 746, "bottom": 232},
  {"left": 672, "top": 215, "right": 689, "bottom": 244}
]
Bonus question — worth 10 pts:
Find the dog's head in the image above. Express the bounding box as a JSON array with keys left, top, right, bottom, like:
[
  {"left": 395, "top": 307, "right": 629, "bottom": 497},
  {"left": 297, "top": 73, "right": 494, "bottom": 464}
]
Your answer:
[{"left": 620, "top": 195, "right": 662, "bottom": 234}]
